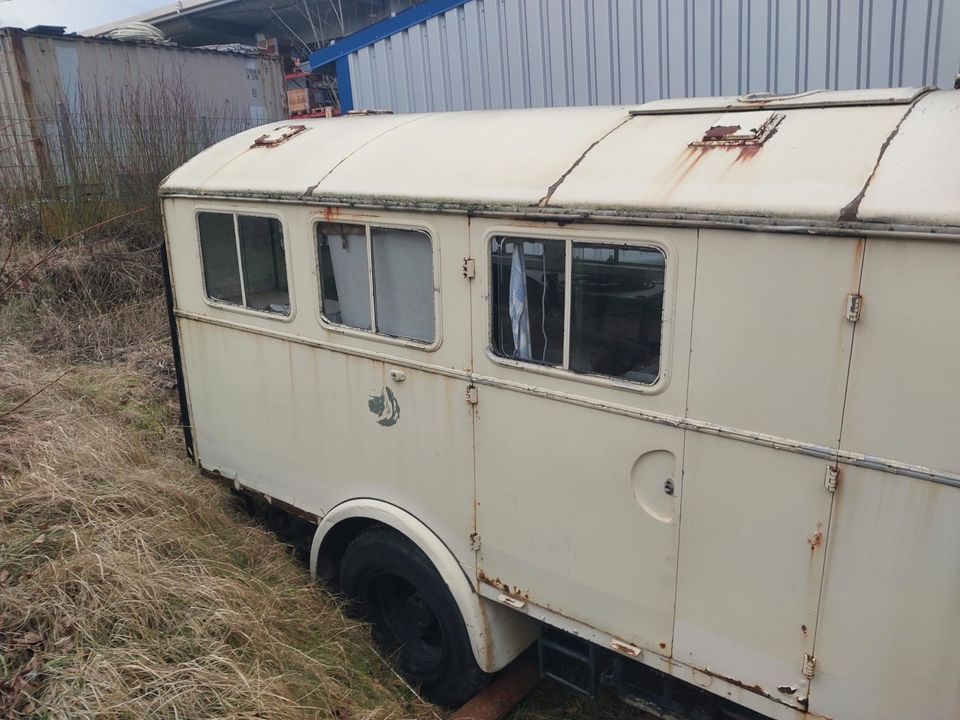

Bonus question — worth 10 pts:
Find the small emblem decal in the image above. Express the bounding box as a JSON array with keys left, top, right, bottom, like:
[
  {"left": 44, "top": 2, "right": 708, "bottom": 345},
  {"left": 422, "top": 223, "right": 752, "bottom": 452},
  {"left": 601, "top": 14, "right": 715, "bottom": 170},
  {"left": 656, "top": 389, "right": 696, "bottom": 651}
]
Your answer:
[{"left": 368, "top": 387, "right": 400, "bottom": 427}]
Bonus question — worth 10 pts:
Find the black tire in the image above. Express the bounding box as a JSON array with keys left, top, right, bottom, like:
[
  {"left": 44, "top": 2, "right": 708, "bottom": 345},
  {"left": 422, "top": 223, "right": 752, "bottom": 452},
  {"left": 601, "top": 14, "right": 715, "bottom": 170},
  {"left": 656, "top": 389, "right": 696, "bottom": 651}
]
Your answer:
[{"left": 339, "top": 525, "right": 489, "bottom": 706}]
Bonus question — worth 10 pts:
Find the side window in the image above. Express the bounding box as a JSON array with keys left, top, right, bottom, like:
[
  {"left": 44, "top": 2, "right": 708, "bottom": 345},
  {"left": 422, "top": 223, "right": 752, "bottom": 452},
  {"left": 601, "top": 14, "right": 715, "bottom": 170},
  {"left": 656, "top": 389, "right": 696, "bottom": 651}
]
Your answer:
[
  {"left": 197, "top": 211, "right": 290, "bottom": 315},
  {"left": 317, "top": 223, "right": 436, "bottom": 344},
  {"left": 490, "top": 235, "right": 665, "bottom": 384}
]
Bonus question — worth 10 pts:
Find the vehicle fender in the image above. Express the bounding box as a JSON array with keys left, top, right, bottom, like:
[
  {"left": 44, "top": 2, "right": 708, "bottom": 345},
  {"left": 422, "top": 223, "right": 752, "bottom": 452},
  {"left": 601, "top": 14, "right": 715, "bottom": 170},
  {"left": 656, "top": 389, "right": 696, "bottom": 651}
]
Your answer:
[{"left": 309, "top": 498, "right": 537, "bottom": 672}]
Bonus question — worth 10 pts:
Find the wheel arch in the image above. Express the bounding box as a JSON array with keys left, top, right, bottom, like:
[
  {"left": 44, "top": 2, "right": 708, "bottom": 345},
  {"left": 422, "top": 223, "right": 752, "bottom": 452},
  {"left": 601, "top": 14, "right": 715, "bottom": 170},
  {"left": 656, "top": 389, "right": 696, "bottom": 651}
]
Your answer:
[{"left": 310, "top": 498, "right": 537, "bottom": 672}]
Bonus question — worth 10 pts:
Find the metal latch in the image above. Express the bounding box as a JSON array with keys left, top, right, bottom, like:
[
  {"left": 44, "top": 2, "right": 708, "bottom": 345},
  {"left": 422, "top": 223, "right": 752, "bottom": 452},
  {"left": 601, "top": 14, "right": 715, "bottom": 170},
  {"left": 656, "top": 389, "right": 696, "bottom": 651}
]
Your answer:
[
  {"left": 824, "top": 466, "right": 840, "bottom": 493},
  {"left": 802, "top": 653, "right": 817, "bottom": 679},
  {"left": 610, "top": 639, "right": 643, "bottom": 658},
  {"left": 845, "top": 293, "right": 863, "bottom": 322},
  {"left": 465, "top": 385, "right": 478, "bottom": 405},
  {"left": 497, "top": 594, "right": 526, "bottom": 610},
  {"left": 462, "top": 258, "right": 476, "bottom": 278}
]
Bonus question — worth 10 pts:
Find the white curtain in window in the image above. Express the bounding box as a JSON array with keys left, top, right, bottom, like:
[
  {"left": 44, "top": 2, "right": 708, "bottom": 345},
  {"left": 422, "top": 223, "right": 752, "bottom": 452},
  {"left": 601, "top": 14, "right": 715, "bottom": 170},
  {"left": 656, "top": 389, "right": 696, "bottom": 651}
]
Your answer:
[
  {"left": 371, "top": 228, "right": 435, "bottom": 342},
  {"left": 509, "top": 243, "right": 532, "bottom": 360},
  {"left": 326, "top": 229, "right": 371, "bottom": 330}
]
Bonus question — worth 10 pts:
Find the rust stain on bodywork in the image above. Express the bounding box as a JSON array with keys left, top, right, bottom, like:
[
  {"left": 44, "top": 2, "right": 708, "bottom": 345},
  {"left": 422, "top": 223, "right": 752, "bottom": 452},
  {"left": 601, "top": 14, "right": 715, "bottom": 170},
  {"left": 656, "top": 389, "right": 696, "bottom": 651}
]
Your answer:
[
  {"left": 662, "top": 146, "right": 710, "bottom": 195},
  {"left": 477, "top": 570, "right": 530, "bottom": 601},
  {"left": 733, "top": 145, "right": 763, "bottom": 163},
  {"left": 663, "top": 127, "right": 770, "bottom": 197},
  {"left": 697, "top": 666, "right": 809, "bottom": 710},
  {"left": 700, "top": 668, "right": 768, "bottom": 698},
  {"left": 851, "top": 236, "right": 865, "bottom": 287},
  {"left": 808, "top": 522, "right": 824, "bottom": 553}
]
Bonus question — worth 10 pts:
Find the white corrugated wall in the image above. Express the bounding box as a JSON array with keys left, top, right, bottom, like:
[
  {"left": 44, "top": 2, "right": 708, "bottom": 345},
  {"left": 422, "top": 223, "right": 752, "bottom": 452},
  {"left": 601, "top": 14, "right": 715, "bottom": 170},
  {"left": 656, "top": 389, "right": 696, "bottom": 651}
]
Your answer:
[{"left": 347, "top": 0, "right": 960, "bottom": 112}]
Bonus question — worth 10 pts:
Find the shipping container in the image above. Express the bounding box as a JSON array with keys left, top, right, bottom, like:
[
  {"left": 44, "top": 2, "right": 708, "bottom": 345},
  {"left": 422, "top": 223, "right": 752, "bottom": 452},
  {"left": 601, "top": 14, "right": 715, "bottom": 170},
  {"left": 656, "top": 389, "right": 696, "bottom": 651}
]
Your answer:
[{"left": 0, "top": 27, "right": 286, "bottom": 189}]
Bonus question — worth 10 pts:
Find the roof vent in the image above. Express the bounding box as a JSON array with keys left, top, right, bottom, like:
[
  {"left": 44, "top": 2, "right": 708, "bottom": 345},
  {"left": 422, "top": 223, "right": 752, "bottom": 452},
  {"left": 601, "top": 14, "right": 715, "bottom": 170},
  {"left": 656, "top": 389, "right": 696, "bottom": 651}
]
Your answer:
[
  {"left": 692, "top": 111, "right": 783, "bottom": 147},
  {"left": 251, "top": 124, "right": 308, "bottom": 148}
]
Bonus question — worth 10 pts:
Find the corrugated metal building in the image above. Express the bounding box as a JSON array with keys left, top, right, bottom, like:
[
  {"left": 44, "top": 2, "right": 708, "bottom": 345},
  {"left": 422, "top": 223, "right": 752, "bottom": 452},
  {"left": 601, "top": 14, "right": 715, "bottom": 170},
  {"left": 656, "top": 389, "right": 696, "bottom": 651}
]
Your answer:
[
  {"left": 307, "top": 0, "right": 960, "bottom": 113},
  {"left": 0, "top": 28, "right": 285, "bottom": 187}
]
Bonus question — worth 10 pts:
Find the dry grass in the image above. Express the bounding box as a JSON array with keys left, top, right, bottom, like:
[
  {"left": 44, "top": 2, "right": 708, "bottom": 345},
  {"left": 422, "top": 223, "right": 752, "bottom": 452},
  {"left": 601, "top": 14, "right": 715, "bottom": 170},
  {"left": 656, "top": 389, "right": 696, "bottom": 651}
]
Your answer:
[
  {"left": 0, "top": 343, "right": 438, "bottom": 719},
  {"left": 0, "top": 212, "right": 164, "bottom": 363}
]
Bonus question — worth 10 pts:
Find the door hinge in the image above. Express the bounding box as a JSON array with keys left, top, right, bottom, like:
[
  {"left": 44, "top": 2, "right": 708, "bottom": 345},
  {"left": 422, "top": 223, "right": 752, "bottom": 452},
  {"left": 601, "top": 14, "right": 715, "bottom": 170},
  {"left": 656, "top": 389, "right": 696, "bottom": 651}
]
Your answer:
[
  {"left": 824, "top": 465, "right": 840, "bottom": 493},
  {"left": 469, "top": 532, "right": 481, "bottom": 551},
  {"left": 845, "top": 293, "right": 862, "bottom": 322},
  {"left": 802, "top": 653, "right": 817, "bottom": 679},
  {"left": 465, "top": 384, "right": 478, "bottom": 405},
  {"left": 462, "top": 257, "right": 476, "bottom": 279}
]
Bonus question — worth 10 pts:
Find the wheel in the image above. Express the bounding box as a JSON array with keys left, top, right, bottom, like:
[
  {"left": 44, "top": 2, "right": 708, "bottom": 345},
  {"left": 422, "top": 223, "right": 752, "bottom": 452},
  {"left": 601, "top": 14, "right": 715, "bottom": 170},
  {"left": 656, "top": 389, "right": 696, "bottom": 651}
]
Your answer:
[{"left": 339, "top": 525, "right": 489, "bottom": 706}]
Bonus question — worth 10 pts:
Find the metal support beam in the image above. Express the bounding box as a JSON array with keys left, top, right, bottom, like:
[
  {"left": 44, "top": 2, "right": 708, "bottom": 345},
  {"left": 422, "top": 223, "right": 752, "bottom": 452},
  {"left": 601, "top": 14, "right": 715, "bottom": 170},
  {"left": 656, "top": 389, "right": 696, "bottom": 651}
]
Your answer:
[
  {"left": 335, "top": 56, "right": 353, "bottom": 112},
  {"left": 306, "top": 0, "right": 470, "bottom": 70}
]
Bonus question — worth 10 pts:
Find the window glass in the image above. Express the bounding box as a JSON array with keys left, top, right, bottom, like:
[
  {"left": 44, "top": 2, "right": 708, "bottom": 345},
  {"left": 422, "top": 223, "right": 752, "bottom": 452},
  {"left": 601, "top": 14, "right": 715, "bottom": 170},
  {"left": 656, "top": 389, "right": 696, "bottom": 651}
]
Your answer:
[
  {"left": 317, "top": 223, "right": 370, "bottom": 330},
  {"left": 198, "top": 212, "right": 241, "bottom": 304},
  {"left": 197, "top": 211, "right": 290, "bottom": 316},
  {"left": 490, "top": 237, "right": 565, "bottom": 366},
  {"left": 570, "top": 243, "right": 665, "bottom": 383},
  {"left": 316, "top": 222, "right": 436, "bottom": 343},
  {"left": 489, "top": 235, "right": 665, "bottom": 385},
  {"left": 372, "top": 227, "right": 435, "bottom": 342},
  {"left": 238, "top": 215, "right": 289, "bottom": 314}
]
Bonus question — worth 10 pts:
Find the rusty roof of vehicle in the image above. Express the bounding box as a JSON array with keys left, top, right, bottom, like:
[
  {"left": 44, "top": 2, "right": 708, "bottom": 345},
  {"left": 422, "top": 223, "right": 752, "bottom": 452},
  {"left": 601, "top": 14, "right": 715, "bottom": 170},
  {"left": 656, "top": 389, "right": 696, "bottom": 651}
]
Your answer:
[{"left": 160, "top": 87, "right": 960, "bottom": 238}]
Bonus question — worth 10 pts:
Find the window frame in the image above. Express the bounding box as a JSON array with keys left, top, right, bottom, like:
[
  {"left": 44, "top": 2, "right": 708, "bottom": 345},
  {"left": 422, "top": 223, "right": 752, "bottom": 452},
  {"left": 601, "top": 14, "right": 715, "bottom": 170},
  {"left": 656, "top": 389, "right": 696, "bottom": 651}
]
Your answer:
[
  {"left": 194, "top": 207, "right": 296, "bottom": 322},
  {"left": 484, "top": 226, "right": 675, "bottom": 395},
  {"left": 313, "top": 217, "right": 443, "bottom": 352}
]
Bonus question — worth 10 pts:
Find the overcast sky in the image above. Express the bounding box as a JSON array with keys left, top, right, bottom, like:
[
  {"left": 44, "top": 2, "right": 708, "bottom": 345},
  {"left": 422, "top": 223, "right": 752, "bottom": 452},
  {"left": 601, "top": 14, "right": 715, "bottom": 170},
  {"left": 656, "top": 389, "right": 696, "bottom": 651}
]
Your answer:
[{"left": 0, "top": 0, "right": 166, "bottom": 33}]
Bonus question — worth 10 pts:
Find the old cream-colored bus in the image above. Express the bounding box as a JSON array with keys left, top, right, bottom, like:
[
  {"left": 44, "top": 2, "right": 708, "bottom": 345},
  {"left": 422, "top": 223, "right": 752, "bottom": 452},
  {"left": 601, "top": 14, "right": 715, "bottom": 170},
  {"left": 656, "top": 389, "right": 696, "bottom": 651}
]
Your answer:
[{"left": 160, "top": 87, "right": 960, "bottom": 720}]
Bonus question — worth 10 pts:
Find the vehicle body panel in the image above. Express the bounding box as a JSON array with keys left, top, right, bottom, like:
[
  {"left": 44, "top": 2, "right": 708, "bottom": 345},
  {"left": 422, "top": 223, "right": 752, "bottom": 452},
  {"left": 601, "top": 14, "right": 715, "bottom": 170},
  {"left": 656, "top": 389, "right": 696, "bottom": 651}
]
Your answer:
[{"left": 160, "top": 90, "right": 960, "bottom": 720}]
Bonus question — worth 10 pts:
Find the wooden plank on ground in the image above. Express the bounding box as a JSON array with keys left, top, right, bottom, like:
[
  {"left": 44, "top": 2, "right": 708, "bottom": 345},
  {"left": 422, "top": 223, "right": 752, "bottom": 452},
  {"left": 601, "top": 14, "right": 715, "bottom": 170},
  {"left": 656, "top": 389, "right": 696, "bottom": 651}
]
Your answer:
[{"left": 450, "top": 657, "right": 540, "bottom": 720}]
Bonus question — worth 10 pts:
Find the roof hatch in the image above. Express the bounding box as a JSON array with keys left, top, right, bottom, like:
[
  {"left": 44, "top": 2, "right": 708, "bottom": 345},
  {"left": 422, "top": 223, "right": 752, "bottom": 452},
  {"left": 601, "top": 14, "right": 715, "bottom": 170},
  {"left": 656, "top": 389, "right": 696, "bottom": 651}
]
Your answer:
[
  {"left": 251, "top": 124, "right": 308, "bottom": 148},
  {"left": 693, "top": 111, "right": 783, "bottom": 147}
]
